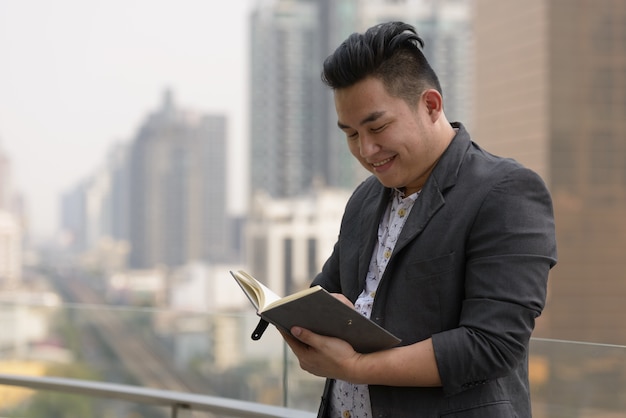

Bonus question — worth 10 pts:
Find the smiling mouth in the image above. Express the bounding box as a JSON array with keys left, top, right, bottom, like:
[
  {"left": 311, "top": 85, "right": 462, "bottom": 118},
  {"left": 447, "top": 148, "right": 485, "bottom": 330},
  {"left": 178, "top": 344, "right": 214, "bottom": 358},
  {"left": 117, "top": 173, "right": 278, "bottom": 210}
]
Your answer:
[{"left": 371, "top": 156, "right": 394, "bottom": 167}]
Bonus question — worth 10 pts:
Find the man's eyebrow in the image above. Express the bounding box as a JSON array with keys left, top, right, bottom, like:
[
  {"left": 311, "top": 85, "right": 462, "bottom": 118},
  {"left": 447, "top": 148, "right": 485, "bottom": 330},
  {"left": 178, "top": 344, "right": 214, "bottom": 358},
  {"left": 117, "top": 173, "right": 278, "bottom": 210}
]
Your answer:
[{"left": 337, "top": 111, "right": 386, "bottom": 130}]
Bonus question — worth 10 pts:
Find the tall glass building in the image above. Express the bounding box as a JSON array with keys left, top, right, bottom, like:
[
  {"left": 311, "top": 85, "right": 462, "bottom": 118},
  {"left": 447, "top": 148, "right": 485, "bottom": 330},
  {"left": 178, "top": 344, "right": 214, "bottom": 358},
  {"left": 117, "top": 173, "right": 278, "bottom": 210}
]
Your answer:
[{"left": 474, "top": 0, "right": 626, "bottom": 345}]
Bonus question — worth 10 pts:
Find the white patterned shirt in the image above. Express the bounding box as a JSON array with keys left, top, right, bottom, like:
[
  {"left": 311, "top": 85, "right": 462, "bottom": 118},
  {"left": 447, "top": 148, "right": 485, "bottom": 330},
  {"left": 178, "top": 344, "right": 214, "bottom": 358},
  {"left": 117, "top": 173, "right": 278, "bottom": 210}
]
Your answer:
[{"left": 329, "top": 188, "right": 420, "bottom": 418}]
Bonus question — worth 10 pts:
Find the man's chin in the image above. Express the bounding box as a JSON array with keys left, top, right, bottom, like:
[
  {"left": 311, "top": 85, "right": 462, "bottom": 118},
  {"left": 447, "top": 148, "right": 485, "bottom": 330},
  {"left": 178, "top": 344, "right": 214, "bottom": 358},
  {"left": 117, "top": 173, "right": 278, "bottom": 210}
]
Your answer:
[{"left": 375, "top": 177, "right": 402, "bottom": 191}]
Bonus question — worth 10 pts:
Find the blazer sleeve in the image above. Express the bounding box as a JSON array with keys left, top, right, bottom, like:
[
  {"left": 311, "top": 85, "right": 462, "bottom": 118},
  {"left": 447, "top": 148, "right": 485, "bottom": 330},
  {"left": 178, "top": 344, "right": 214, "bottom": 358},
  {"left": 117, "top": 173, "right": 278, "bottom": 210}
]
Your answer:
[{"left": 431, "top": 166, "right": 557, "bottom": 396}]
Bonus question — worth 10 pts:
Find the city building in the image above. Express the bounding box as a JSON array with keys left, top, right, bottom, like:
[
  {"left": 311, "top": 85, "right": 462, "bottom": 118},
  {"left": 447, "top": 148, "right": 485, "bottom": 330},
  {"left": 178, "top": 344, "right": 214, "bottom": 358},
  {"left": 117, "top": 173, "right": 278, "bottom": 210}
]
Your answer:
[
  {"left": 244, "top": 186, "right": 351, "bottom": 297},
  {"left": 0, "top": 146, "right": 22, "bottom": 284},
  {"left": 168, "top": 261, "right": 247, "bottom": 313},
  {"left": 59, "top": 145, "right": 130, "bottom": 272},
  {"left": 0, "top": 211, "right": 21, "bottom": 284},
  {"left": 60, "top": 90, "right": 231, "bottom": 270},
  {"left": 128, "top": 90, "right": 230, "bottom": 268},
  {"left": 474, "top": 0, "right": 626, "bottom": 345},
  {"left": 249, "top": 0, "right": 363, "bottom": 200},
  {"left": 0, "top": 146, "right": 14, "bottom": 212},
  {"left": 60, "top": 182, "right": 87, "bottom": 252}
]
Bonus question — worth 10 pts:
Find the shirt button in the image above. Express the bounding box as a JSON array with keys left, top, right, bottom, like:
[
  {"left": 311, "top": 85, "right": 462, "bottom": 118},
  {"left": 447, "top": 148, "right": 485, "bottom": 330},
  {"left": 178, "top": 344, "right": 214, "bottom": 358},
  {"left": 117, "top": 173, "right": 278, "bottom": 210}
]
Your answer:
[{"left": 343, "top": 411, "right": 351, "bottom": 418}]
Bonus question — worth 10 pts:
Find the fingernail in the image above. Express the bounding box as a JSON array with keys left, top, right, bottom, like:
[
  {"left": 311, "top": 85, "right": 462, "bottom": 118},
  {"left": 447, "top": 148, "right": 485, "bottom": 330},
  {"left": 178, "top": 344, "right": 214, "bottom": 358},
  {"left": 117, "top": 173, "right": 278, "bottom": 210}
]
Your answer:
[{"left": 291, "top": 327, "right": 302, "bottom": 337}]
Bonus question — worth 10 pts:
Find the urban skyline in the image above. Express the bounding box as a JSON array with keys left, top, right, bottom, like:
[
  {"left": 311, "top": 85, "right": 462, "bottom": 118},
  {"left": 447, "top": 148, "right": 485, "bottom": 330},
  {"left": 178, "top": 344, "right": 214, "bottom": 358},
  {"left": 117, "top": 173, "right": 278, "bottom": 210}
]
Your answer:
[
  {"left": 0, "top": 0, "right": 254, "bottom": 239},
  {"left": 2, "top": 0, "right": 626, "bottom": 345},
  {"left": 0, "top": 1, "right": 625, "bottom": 416}
]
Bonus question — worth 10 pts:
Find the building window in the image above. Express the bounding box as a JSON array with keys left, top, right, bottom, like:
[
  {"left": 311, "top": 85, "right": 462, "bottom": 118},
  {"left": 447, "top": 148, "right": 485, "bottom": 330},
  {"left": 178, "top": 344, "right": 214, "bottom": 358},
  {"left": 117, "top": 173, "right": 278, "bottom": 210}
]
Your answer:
[
  {"left": 307, "top": 238, "right": 317, "bottom": 280},
  {"left": 284, "top": 238, "right": 293, "bottom": 294}
]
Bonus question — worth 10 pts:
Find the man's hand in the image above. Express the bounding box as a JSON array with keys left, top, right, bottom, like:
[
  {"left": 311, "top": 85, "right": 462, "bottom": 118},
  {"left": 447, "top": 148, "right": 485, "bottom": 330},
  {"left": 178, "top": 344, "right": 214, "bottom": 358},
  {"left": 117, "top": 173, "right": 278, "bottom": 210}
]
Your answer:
[
  {"left": 281, "top": 326, "right": 443, "bottom": 388},
  {"left": 279, "top": 292, "right": 362, "bottom": 381},
  {"left": 279, "top": 326, "right": 364, "bottom": 383},
  {"left": 330, "top": 292, "right": 354, "bottom": 308},
  {"left": 279, "top": 291, "right": 441, "bottom": 387}
]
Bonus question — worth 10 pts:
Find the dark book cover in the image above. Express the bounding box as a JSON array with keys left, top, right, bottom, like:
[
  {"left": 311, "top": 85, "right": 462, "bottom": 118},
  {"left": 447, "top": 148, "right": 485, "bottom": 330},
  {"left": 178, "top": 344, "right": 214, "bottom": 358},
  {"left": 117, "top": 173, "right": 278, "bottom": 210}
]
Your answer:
[{"left": 260, "top": 287, "right": 401, "bottom": 354}]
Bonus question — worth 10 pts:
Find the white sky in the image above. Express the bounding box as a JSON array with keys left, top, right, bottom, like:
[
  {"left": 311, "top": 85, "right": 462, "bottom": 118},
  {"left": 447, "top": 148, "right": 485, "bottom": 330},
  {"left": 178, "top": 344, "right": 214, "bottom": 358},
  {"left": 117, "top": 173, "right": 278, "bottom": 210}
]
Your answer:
[{"left": 0, "top": 0, "right": 253, "bottom": 240}]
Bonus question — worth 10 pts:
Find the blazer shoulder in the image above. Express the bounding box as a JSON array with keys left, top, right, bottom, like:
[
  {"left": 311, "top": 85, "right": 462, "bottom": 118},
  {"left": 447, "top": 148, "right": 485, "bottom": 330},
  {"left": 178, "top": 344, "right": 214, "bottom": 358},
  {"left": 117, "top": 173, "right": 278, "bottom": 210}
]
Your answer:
[{"left": 462, "top": 141, "right": 546, "bottom": 187}]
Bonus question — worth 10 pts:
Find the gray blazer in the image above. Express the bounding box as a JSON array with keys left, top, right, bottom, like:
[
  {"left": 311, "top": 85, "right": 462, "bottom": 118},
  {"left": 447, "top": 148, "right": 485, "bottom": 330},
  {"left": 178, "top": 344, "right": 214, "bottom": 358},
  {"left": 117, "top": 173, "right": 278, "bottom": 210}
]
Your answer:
[{"left": 312, "top": 123, "right": 557, "bottom": 418}]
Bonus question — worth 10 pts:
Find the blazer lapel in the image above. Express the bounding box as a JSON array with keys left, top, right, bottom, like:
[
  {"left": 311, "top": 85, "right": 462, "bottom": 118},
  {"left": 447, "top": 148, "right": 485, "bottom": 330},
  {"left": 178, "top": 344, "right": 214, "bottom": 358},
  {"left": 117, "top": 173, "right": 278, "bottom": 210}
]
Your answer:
[
  {"left": 357, "top": 185, "right": 391, "bottom": 293},
  {"left": 393, "top": 122, "right": 471, "bottom": 254},
  {"left": 394, "top": 184, "right": 445, "bottom": 253}
]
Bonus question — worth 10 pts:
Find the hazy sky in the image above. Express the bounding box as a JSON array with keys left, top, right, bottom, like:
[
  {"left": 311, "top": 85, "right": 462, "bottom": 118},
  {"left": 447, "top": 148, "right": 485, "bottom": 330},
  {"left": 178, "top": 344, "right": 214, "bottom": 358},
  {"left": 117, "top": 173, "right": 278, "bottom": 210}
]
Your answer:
[{"left": 0, "top": 0, "right": 253, "bottom": 240}]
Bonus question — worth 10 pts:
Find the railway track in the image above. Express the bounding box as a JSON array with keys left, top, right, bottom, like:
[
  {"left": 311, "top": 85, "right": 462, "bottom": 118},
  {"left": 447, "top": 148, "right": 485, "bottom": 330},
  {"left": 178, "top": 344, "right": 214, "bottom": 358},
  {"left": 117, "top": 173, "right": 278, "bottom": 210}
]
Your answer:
[{"left": 50, "top": 273, "right": 210, "bottom": 396}]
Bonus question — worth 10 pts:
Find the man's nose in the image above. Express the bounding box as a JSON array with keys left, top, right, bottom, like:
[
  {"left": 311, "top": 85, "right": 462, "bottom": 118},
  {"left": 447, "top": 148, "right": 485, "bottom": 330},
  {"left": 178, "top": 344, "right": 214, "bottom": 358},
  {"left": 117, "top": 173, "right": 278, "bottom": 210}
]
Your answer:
[{"left": 359, "top": 134, "right": 380, "bottom": 158}]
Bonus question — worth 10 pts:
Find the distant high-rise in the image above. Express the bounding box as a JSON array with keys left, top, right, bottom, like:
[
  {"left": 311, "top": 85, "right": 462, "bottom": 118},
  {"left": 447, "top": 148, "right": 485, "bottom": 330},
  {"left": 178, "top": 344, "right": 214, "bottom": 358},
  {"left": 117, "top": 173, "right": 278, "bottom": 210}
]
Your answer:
[
  {"left": 249, "top": 0, "right": 327, "bottom": 198},
  {"left": 318, "top": 0, "right": 367, "bottom": 190},
  {"left": 249, "top": 0, "right": 368, "bottom": 199},
  {"left": 474, "top": 0, "right": 626, "bottom": 344},
  {"left": 108, "top": 143, "right": 130, "bottom": 244},
  {"left": 0, "top": 211, "right": 21, "bottom": 284},
  {"left": 0, "top": 146, "right": 13, "bottom": 212},
  {"left": 128, "top": 90, "right": 229, "bottom": 268},
  {"left": 0, "top": 146, "right": 21, "bottom": 283},
  {"left": 60, "top": 181, "right": 87, "bottom": 252},
  {"left": 60, "top": 144, "right": 129, "bottom": 255}
]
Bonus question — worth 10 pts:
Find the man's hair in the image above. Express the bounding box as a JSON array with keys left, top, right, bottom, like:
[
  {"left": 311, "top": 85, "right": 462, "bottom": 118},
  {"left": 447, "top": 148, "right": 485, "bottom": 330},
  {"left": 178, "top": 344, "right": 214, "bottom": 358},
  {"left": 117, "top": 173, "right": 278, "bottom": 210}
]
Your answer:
[{"left": 321, "top": 21, "right": 442, "bottom": 106}]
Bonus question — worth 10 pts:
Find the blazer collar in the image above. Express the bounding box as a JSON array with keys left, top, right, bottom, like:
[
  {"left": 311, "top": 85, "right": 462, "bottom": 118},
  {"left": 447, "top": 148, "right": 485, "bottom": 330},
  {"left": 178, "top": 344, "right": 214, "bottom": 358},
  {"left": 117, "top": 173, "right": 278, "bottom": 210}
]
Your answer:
[
  {"left": 394, "top": 122, "right": 471, "bottom": 252},
  {"left": 428, "top": 121, "right": 471, "bottom": 193}
]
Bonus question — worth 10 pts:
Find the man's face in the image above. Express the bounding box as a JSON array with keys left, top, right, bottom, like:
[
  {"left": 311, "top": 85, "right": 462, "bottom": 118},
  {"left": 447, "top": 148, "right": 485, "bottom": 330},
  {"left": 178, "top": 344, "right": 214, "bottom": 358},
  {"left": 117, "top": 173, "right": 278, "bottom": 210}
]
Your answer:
[{"left": 334, "top": 76, "right": 440, "bottom": 196}]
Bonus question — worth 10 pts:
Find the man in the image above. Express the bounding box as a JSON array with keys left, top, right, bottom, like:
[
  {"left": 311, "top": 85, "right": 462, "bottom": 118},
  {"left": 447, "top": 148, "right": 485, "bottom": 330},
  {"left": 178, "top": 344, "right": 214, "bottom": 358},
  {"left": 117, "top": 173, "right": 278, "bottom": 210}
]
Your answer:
[{"left": 281, "top": 21, "right": 557, "bottom": 417}]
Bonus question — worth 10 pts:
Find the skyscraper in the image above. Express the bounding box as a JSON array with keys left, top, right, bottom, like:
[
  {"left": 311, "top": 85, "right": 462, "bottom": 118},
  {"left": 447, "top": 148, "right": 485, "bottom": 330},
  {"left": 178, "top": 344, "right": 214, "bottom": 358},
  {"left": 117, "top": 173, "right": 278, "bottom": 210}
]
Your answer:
[
  {"left": 474, "top": 0, "right": 626, "bottom": 344},
  {"left": 60, "top": 144, "right": 129, "bottom": 256},
  {"left": 128, "top": 90, "right": 229, "bottom": 268},
  {"left": 249, "top": 0, "right": 327, "bottom": 198},
  {"left": 0, "top": 145, "right": 21, "bottom": 284},
  {"left": 0, "top": 146, "right": 13, "bottom": 212}
]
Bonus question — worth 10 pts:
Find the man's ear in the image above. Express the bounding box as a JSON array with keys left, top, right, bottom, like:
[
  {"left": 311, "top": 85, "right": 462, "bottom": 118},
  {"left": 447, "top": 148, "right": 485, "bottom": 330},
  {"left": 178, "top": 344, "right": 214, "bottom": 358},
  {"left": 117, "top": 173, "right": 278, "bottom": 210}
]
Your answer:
[{"left": 423, "top": 89, "right": 444, "bottom": 121}]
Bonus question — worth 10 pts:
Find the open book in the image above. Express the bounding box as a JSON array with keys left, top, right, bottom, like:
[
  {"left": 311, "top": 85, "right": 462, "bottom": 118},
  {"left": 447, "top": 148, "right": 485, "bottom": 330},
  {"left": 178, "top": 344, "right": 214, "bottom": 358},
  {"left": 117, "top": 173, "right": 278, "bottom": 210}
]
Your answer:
[{"left": 230, "top": 270, "right": 401, "bottom": 354}]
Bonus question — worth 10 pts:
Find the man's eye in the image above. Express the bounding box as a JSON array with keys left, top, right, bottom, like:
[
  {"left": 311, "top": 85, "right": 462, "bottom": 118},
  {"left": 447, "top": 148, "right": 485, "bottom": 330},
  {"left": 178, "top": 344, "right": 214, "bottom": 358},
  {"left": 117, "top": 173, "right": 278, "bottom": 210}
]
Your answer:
[
  {"left": 372, "top": 124, "right": 387, "bottom": 133},
  {"left": 347, "top": 131, "right": 359, "bottom": 139}
]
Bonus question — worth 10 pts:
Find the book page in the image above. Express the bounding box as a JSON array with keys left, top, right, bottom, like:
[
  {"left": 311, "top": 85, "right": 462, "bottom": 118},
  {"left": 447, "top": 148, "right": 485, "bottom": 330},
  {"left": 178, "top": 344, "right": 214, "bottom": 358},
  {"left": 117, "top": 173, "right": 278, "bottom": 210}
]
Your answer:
[
  {"left": 264, "top": 285, "right": 323, "bottom": 312},
  {"left": 232, "top": 270, "right": 282, "bottom": 311}
]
